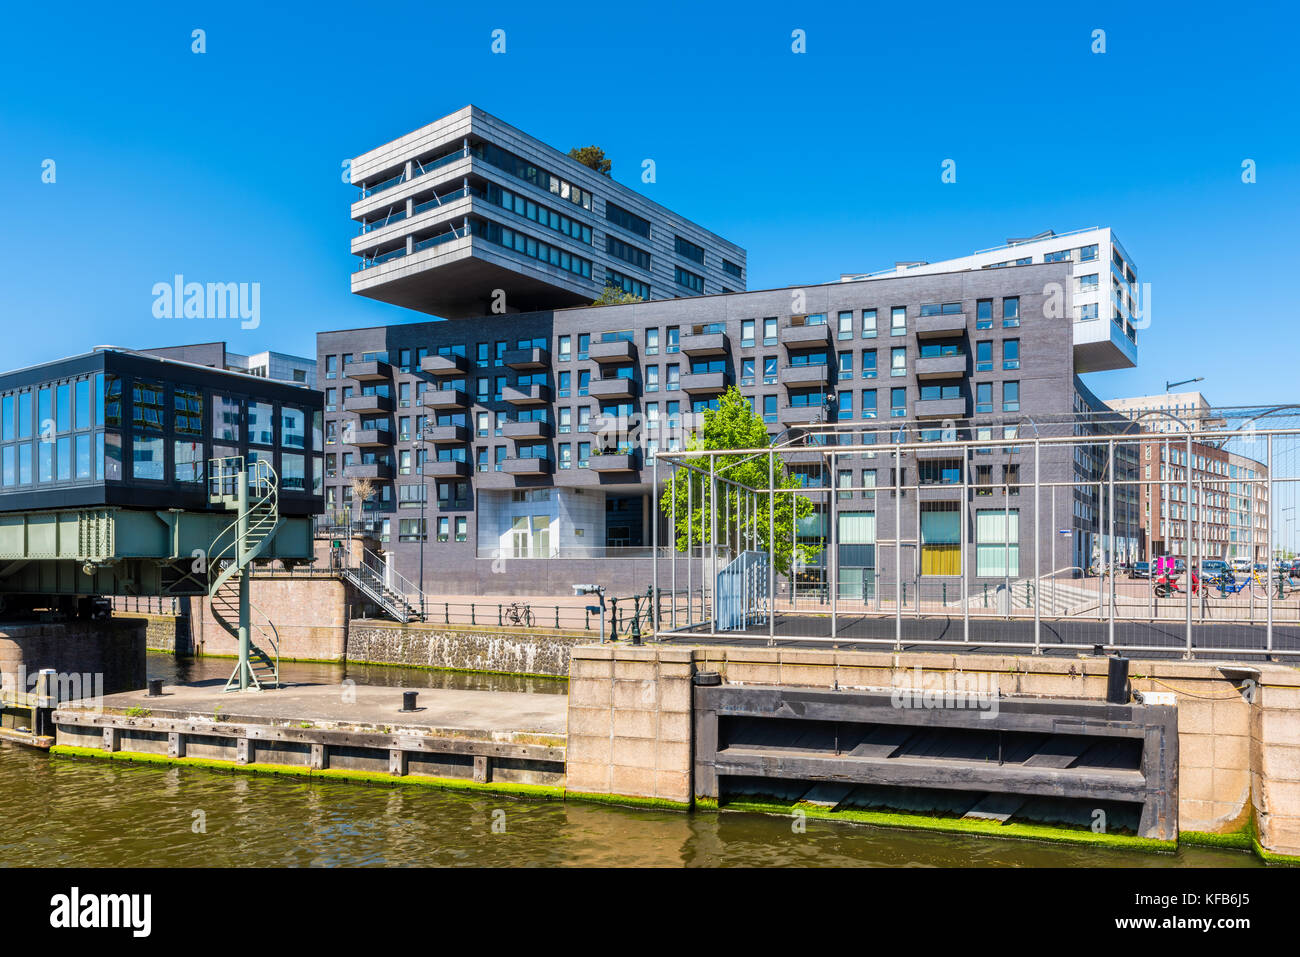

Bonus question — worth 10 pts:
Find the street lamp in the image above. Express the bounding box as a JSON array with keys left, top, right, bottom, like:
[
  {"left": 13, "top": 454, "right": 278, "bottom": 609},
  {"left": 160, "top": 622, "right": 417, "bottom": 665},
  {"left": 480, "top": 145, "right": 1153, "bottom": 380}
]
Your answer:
[
  {"left": 413, "top": 430, "right": 428, "bottom": 618},
  {"left": 1165, "top": 376, "right": 1204, "bottom": 393}
]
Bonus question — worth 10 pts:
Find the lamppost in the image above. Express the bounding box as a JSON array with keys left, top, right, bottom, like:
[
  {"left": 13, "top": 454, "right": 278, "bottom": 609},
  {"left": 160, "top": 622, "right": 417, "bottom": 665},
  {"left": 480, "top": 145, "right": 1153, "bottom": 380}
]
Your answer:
[
  {"left": 412, "top": 430, "right": 428, "bottom": 618},
  {"left": 1165, "top": 376, "right": 1204, "bottom": 393}
]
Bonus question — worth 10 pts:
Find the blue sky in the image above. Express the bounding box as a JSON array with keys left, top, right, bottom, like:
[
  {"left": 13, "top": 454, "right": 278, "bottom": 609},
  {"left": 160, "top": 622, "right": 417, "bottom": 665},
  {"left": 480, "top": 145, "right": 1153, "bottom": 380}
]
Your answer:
[{"left": 2, "top": 1, "right": 1297, "bottom": 406}]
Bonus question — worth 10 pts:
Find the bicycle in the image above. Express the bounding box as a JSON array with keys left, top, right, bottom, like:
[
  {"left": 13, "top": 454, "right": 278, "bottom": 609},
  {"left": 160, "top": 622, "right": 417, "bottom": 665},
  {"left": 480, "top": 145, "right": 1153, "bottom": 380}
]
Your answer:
[
  {"left": 1205, "top": 569, "right": 1289, "bottom": 601},
  {"left": 504, "top": 601, "right": 535, "bottom": 627}
]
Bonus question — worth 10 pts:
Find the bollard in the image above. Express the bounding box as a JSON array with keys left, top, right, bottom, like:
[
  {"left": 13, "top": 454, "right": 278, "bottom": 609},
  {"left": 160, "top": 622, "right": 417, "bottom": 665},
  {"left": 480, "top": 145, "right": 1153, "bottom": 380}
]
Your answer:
[
  {"left": 401, "top": 691, "right": 418, "bottom": 712},
  {"left": 498, "top": 604, "right": 502, "bottom": 626},
  {"left": 147, "top": 678, "right": 163, "bottom": 698},
  {"left": 1106, "top": 656, "right": 1130, "bottom": 705}
]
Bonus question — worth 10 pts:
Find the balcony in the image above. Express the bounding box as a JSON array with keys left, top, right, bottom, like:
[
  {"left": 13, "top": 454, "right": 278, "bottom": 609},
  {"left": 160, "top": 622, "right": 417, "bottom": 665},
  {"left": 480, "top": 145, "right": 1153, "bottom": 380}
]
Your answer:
[
  {"left": 420, "top": 353, "right": 468, "bottom": 376},
  {"left": 918, "top": 484, "right": 963, "bottom": 502},
  {"left": 423, "top": 389, "right": 467, "bottom": 410},
  {"left": 502, "top": 457, "right": 554, "bottom": 476},
  {"left": 915, "top": 314, "right": 967, "bottom": 338},
  {"left": 914, "top": 397, "right": 967, "bottom": 419},
  {"left": 503, "top": 420, "right": 552, "bottom": 440},
  {"left": 423, "top": 459, "right": 471, "bottom": 478},
  {"left": 914, "top": 355, "right": 967, "bottom": 379},
  {"left": 344, "top": 394, "right": 393, "bottom": 414},
  {"left": 777, "top": 405, "right": 828, "bottom": 426},
  {"left": 588, "top": 452, "right": 638, "bottom": 473},
  {"left": 681, "top": 330, "right": 729, "bottom": 357},
  {"left": 502, "top": 383, "right": 552, "bottom": 406},
  {"left": 588, "top": 339, "right": 637, "bottom": 363},
  {"left": 782, "top": 364, "right": 831, "bottom": 387},
  {"left": 347, "top": 428, "right": 392, "bottom": 448},
  {"left": 344, "top": 462, "right": 393, "bottom": 480},
  {"left": 345, "top": 360, "right": 393, "bottom": 382},
  {"left": 589, "top": 377, "right": 638, "bottom": 400},
  {"left": 503, "top": 347, "right": 551, "bottom": 370},
  {"left": 679, "top": 371, "right": 728, "bottom": 395},
  {"left": 780, "top": 323, "right": 831, "bottom": 347},
  {"left": 915, "top": 443, "right": 966, "bottom": 460},
  {"left": 424, "top": 424, "right": 468, "bottom": 444}
]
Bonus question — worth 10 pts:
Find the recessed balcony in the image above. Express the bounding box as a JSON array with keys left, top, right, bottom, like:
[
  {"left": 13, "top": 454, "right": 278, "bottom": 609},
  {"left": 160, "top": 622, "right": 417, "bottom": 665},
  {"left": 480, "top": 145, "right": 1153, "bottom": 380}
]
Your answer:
[
  {"left": 345, "top": 360, "right": 393, "bottom": 382},
  {"left": 914, "top": 355, "right": 967, "bottom": 379},
  {"left": 344, "top": 462, "right": 393, "bottom": 480},
  {"left": 588, "top": 339, "right": 637, "bottom": 363},
  {"left": 780, "top": 323, "right": 831, "bottom": 347},
  {"left": 679, "top": 371, "right": 729, "bottom": 395},
  {"left": 423, "top": 459, "right": 471, "bottom": 478},
  {"left": 915, "top": 314, "right": 967, "bottom": 338},
  {"left": 503, "top": 420, "right": 552, "bottom": 440},
  {"left": 420, "top": 353, "right": 468, "bottom": 376},
  {"left": 502, "top": 457, "right": 553, "bottom": 476},
  {"left": 914, "top": 397, "right": 967, "bottom": 419},
  {"left": 423, "top": 389, "right": 467, "bottom": 410},
  {"left": 344, "top": 394, "right": 393, "bottom": 414},
  {"left": 782, "top": 364, "right": 831, "bottom": 387},
  {"left": 503, "top": 347, "right": 551, "bottom": 370},
  {"left": 587, "top": 452, "right": 638, "bottom": 473},
  {"left": 681, "top": 331, "right": 729, "bottom": 356},
  {"left": 424, "top": 424, "right": 468, "bottom": 444},
  {"left": 502, "top": 383, "right": 552, "bottom": 406},
  {"left": 589, "top": 377, "right": 638, "bottom": 400}
]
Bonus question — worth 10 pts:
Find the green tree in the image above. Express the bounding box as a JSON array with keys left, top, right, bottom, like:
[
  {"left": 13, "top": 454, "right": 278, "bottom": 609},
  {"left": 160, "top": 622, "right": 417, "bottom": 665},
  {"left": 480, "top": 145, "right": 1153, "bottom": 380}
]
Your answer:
[
  {"left": 657, "top": 387, "right": 818, "bottom": 576},
  {"left": 568, "top": 145, "right": 612, "bottom": 176},
  {"left": 592, "top": 284, "right": 643, "bottom": 306}
]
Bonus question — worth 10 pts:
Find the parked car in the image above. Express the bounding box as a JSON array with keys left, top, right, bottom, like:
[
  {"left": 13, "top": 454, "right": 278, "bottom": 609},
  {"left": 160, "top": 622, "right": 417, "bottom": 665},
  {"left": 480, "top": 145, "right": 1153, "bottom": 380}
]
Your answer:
[
  {"left": 1128, "top": 561, "right": 1151, "bottom": 579},
  {"left": 1201, "top": 560, "right": 1230, "bottom": 583},
  {"left": 1230, "top": 557, "right": 1252, "bottom": 574}
]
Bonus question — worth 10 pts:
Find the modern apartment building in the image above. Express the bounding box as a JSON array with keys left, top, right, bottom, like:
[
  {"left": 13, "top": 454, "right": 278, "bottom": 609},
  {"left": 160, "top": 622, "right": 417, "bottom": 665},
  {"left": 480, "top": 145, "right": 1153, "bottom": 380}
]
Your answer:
[
  {"left": 141, "top": 342, "right": 316, "bottom": 387},
  {"left": 842, "top": 227, "right": 1139, "bottom": 374},
  {"left": 348, "top": 106, "right": 747, "bottom": 318},
  {"left": 319, "top": 258, "right": 1140, "bottom": 594},
  {"left": 1106, "top": 390, "right": 1224, "bottom": 433}
]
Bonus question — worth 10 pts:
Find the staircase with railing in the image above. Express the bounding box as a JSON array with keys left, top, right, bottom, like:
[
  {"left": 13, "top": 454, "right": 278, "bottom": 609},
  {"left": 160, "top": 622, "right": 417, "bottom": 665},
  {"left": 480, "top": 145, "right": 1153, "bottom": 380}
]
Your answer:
[
  {"left": 207, "top": 456, "right": 282, "bottom": 691},
  {"left": 339, "top": 546, "right": 425, "bottom": 623}
]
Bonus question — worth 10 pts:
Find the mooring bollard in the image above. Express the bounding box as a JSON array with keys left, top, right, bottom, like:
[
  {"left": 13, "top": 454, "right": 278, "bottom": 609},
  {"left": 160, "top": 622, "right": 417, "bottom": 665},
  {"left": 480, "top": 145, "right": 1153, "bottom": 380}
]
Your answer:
[
  {"left": 401, "top": 691, "right": 418, "bottom": 712},
  {"left": 1106, "top": 656, "right": 1130, "bottom": 704},
  {"left": 147, "top": 678, "right": 163, "bottom": 698}
]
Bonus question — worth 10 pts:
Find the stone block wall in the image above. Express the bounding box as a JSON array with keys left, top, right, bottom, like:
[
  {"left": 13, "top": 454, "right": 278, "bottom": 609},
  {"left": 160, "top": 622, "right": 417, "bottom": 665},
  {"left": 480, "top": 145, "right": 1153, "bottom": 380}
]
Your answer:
[
  {"left": 192, "top": 576, "right": 348, "bottom": 662},
  {"left": 346, "top": 621, "right": 589, "bottom": 677}
]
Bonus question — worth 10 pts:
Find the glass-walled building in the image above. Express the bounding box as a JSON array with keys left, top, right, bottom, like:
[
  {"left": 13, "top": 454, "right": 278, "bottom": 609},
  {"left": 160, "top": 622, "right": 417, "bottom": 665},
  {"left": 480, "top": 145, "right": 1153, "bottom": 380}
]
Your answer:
[{"left": 0, "top": 348, "right": 324, "bottom": 514}]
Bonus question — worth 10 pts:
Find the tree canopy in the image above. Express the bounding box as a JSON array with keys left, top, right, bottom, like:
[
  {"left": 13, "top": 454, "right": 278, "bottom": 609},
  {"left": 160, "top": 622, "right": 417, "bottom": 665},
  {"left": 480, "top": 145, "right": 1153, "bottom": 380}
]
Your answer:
[
  {"left": 568, "top": 145, "right": 612, "bottom": 176},
  {"left": 657, "top": 387, "right": 818, "bottom": 576},
  {"left": 592, "top": 284, "right": 643, "bottom": 306}
]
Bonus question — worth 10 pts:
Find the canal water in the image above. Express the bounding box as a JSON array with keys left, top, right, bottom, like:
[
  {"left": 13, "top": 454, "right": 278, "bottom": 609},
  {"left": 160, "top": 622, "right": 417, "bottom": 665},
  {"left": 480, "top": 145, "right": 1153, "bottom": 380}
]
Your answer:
[{"left": 0, "top": 655, "right": 1264, "bottom": 868}]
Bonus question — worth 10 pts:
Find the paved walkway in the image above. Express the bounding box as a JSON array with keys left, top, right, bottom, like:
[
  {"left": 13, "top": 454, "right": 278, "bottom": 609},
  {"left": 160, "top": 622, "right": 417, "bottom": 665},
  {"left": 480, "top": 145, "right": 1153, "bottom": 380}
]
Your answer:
[{"left": 83, "top": 680, "right": 568, "bottom": 739}]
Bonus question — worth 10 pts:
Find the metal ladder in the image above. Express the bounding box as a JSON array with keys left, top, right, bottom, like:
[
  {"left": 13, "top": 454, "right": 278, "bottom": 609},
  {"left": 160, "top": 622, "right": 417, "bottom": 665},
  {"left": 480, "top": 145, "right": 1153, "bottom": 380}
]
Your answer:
[{"left": 207, "top": 456, "right": 282, "bottom": 691}]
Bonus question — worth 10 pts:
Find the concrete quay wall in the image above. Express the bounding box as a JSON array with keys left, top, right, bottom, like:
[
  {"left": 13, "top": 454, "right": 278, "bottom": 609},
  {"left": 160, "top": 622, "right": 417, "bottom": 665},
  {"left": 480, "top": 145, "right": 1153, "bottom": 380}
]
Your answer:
[{"left": 566, "top": 644, "right": 1300, "bottom": 858}]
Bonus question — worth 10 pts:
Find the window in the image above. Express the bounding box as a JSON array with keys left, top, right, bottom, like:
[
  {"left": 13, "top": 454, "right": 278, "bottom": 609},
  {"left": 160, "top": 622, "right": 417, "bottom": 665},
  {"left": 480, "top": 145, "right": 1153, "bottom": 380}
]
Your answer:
[
  {"left": 605, "top": 201, "right": 650, "bottom": 238},
  {"left": 559, "top": 408, "right": 571, "bottom": 434},
  {"left": 837, "top": 311, "right": 853, "bottom": 340},
  {"left": 1003, "top": 339, "right": 1020, "bottom": 370},
  {"left": 558, "top": 335, "right": 571, "bottom": 361},
  {"left": 646, "top": 366, "right": 659, "bottom": 392},
  {"left": 455, "top": 517, "right": 468, "bottom": 542},
  {"left": 837, "top": 391, "right": 853, "bottom": 421},
  {"left": 975, "top": 341, "right": 992, "bottom": 371},
  {"left": 325, "top": 355, "right": 337, "bottom": 379},
  {"left": 1002, "top": 381, "right": 1020, "bottom": 412},
  {"left": 976, "top": 509, "right": 1019, "bottom": 577},
  {"left": 577, "top": 334, "right": 590, "bottom": 360},
  {"left": 976, "top": 299, "right": 993, "bottom": 330},
  {"left": 437, "top": 517, "right": 449, "bottom": 543},
  {"left": 674, "top": 235, "right": 705, "bottom": 263},
  {"left": 921, "top": 503, "right": 961, "bottom": 576},
  {"left": 559, "top": 444, "right": 571, "bottom": 469},
  {"left": 862, "top": 309, "right": 877, "bottom": 339},
  {"left": 862, "top": 389, "right": 877, "bottom": 418},
  {"left": 741, "top": 319, "right": 755, "bottom": 347},
  {"left": 557, "top": 370, "right": 570, "bottom": 398},
  {"left": 762, "top": 357, "right": 778, "bottom": 385},
  {"left": 861, "top": 349, "right": 877, "bottom": 379},
  {"left": 890, "top": 387, "right": 906, "bottom": 417},
  {"left": 762, "top": 395, "right": 777, "bottom": 423},
  {"left": 837, "top": 351, "right": 853, "bottom": 381},
  {"left": 578, "top": 441, "right": 591, "bottom": 468},
  {"left": 578, "top": 407, "right": 590, "bottom": 432},
  {"left": 645, "top": 328, "right": 659, "bottom": 356},
  {"left": 722, "top": 259, "right": 743, "bottom": 279},
  {"left": 890, "top": 307, "right": 906, "bottom": 335},
  {"left": 477, "top": 342, "right": 489, "bottom": 368},
  {"left": 976, "top": 383, "right": 993, "bottom": 414},
  {"left": 763, "top": 318, "right": 777, "bottom": 346},
  {"left": 675, "top": 267, "right": 704, "bottom": 292},
  {"left": 975, "top": 464, "right": 993, "bottom": 495},
  {"left": 1080, "top": 244, "right": 1099, "bottom": 261},
  {"left": 494, "top": 376, "right": 505, "bottom": 401},
  {"left": 741, "top": 358, "right": 755, "bottom": 386},
  {"left": 890, "top": 346, "right": 906, "bottom": 377},
  {"left": 1002, "top": 297, "right": 1020, "bottom": 327},
  {"left": 665, "top": 326, "right": 679, "bottom": 353},
  {"left": 666, "top": 364, "right": 679, "bottom": 391}
]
